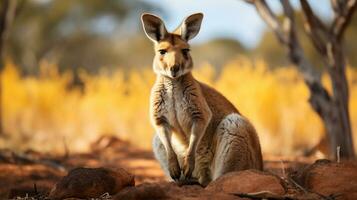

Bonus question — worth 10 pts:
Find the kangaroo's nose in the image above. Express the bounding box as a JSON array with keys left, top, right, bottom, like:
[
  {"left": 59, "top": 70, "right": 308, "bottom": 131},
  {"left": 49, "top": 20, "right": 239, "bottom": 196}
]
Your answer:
[
  {"left": 170, "top": 65, "right": 180, "bottom": 73},
  {"left": 170, "top": 65, "right": 180, "bottom": 77}
]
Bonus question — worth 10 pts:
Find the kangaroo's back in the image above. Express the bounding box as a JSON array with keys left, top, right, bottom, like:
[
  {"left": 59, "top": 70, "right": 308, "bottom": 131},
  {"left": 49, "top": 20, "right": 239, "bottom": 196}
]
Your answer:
[
  {"left": 198, "top": 82, "right": 264, "bottom": 175},
  {"left": 199, "top": 82, "right": 239, "bottom": 124}
]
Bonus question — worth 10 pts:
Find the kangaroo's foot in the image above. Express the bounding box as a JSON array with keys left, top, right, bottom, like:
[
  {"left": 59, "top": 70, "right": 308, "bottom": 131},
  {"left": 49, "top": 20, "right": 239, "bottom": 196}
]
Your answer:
[
  {"left": 182, "top": 154, "right": 195, "bottom": 179},
  {"left": 176, "top": 177, "right": 200, "bottom": 186},
  {"left": 198, "top": 174, "right": 211, "bottom": 187}
]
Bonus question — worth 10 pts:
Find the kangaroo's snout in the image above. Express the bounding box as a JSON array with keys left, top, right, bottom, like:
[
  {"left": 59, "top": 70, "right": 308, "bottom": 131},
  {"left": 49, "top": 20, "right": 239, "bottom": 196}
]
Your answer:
[{"left": 170, "top": 65, "right": 180, "bottom": 77}]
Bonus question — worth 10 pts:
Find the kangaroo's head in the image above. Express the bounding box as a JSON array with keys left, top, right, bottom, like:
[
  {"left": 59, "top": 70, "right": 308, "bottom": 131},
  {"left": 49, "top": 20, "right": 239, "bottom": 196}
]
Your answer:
[{"left": 141, "top": 13, "right": 203, "bottom": 79}]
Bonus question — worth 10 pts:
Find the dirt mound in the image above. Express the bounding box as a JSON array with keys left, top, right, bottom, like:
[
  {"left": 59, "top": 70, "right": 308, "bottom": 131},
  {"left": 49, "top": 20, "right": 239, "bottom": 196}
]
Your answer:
[
  {"left": 0, "top": 136, "right": 164, "bottom": 199},
  {"left": 49, "top": 167, "right": 135, "bottom": 199},
  {"left": 114, "top": 182, "right": 239, "bottom": 200}
]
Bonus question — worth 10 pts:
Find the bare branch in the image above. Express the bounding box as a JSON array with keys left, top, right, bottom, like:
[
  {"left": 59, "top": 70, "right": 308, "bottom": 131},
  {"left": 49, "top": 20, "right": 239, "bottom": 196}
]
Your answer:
[
  {"left": 0, "top": 0, "right": 17, "bottom": 62},
  {"left": 279, "top": 0, "right": 321, "bottom": 84},
  {"left": 331, "top": 0, "right": 348, "bottom": 14},
  {"left": 280, "top": 0, "right": 298, "bottom": 61},
  {"left": 331, "top": 0, "right": 357, "bottom": 40},
  {"left": 300, "top": 0, "right": 329, "bottom": 55},
  {"left": 251, "top": 0, "right": 288, "bottom": 44},
  {"left": 280, "top": 0, "right": 295, "bottom": 45},
  {"left": 243, "top": 0, "right": 254, "bottom": 4},
  {"left": 247, "top": 0, "right": 324, "bottom": 86},
  {"left": 248, "top": 0, "right": 332, "bottom": 121}
]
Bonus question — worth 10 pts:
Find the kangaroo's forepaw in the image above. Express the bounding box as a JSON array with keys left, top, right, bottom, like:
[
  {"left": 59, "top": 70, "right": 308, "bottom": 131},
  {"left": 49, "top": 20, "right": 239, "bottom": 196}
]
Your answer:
[
  {"left": 183, "top": 155, "right": 195, "bottom": 179},
  {"left": 168, "top": 156, "right": 181, "bottom": 181},
  {"left": 177, "top": 177, "right": 200, "bottom": 186}
]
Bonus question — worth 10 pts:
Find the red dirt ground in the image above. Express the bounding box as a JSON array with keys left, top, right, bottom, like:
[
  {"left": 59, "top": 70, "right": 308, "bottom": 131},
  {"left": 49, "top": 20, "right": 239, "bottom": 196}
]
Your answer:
[{"left": 1, "top": 135, "right": 355, "bottom": 199}]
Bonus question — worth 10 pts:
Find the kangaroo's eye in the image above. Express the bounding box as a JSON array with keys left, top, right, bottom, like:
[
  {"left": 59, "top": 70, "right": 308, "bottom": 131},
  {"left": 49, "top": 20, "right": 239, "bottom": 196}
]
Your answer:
[
  {"left": 182, "top": 49, "right": 190, "bottom": 57},
  {"left": 158, "top": 49, "right": 167, "bottom": 55}
]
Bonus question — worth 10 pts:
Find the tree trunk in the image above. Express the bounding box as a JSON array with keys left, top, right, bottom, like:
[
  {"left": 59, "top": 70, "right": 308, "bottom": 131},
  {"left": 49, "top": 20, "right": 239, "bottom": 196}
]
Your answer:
[
  {"left": 0, "top": 1, "right": 7, "bottom": 136},
  {"left": 0, "top": 0, "right": 17, "bottom": 136},
  {"left": 326, "top": 40, "right": 355, "bottom": 158},
  {"left": 306, "top": 41, "right": 355, "bottom": 159}
]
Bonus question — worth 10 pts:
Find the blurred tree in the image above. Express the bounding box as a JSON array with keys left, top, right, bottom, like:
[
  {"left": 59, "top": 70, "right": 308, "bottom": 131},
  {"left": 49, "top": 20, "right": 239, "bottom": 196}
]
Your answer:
[
  {"left": 245, "top": 0, "right": 356, "bottom": 160},
  {"left": 6, "top": 0, "right": 155, "bottom": 75},
  {"left": 255, "top": 18, "right": 320, "bottom": 68},
  {"left": 0, "top": 0, "right": 17, "bottom": 136},
  {"left": 192, "top": 38, "right": 246, "bottom": 72},
  {"left": 256, "top": 10, "right": 357, "bottom": 68},
  {"left": 345, "top": 11, "right": 357, "bottom": 67}
]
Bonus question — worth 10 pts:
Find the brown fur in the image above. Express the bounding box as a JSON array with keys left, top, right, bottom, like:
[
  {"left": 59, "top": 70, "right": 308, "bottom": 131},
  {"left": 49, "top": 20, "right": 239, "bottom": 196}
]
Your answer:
[{"left": 142, "top": 13, "right": 263, "bottom": 186}]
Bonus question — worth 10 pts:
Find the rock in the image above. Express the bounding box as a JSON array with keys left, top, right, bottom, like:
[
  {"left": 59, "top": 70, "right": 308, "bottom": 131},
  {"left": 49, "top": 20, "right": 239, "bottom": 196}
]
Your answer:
[
  {"left": 114, "top": 181, "right": 242, "bottom": 200},
  {"left": 292, "top": 160, "right": 357, "bottom": 200},
  {"left": 49, "top": 167, "right": 289, "bottom": 200},
  {"left": 115, "top": 170, "right": 286, "bottom": 200},
  {"left": 206, "top": 170, "right": 286, "bottom": 195},
  {"left": 49, "top": 167, "right": 134, "bottom": 199}
]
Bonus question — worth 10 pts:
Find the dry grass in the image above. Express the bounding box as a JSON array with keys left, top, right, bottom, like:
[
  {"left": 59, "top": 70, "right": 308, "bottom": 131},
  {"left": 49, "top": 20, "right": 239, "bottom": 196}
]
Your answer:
[{"left": 1, "top": 58, "right": 357, "bottom": 155}]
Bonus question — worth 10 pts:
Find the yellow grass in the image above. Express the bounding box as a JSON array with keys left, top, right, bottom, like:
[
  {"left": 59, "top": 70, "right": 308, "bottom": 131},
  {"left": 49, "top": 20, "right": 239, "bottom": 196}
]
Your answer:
[{"left": 1, "top": 58, "right": 357, "bottom": 155}]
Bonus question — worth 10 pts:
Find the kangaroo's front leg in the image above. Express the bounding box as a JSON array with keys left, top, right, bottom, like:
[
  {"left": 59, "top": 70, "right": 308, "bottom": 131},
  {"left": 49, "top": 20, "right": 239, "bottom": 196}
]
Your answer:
[
  {"left": 155, "top": 125, "right": 181, "bottom": 181},
  {"left": 183, "top": 119, "right": 209, "bottom": 179}
]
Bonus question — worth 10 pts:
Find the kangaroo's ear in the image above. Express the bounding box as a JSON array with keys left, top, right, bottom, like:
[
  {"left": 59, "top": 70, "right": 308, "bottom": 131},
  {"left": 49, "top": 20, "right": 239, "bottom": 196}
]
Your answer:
[
  {"left": 141, "top": 13, "right": 168, "bottom": 42},
  {"left": 179, "top": 13, "right": 203, "bottom": 41}
]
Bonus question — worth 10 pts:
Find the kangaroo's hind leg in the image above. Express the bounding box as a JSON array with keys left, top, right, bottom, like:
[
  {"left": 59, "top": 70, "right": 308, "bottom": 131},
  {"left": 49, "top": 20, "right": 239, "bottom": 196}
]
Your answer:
[{"left": 212, "top": 113, "right": 263, "bottom": 180}]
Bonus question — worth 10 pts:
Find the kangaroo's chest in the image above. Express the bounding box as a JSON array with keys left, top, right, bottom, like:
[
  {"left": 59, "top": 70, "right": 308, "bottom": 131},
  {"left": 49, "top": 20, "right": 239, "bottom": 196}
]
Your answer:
[{"left": 163, "top": 84, "right": 194, "bottom": 134}]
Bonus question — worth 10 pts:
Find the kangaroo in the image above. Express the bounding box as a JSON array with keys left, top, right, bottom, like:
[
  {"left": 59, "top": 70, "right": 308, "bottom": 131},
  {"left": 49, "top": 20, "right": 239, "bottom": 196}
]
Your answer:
[{"left": 141, "top": 13, "right": 263, "bottom": 186}]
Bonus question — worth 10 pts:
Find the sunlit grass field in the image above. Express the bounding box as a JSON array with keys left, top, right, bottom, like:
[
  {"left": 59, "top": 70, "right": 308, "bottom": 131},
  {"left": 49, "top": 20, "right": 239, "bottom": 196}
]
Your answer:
[{"left": 2, "top": 58, "right": 357, "bottom": 156}]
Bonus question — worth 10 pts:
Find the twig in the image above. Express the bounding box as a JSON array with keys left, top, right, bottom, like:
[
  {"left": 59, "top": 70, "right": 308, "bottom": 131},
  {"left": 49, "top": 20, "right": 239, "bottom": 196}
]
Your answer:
[
  {"left": 288, "top": 177, "right": 308, "bottom": 194},
  {"left": 313, "top": 191, "right": 343, "bottom": 200},
  {"left": 89, "top": 192, "right": 113, "bottom": 200},
  {"left": 33, "top": 183, "right": 38, "bottom": 195},
  {"left": 233, "top": 191, "right": 296, "bottom": 200},
  {"left": 280, "top": 160, "right": 286, "bottom": 178},
  {"left": 63, "top": 136, "right": 70, "bottom": 159},
  {"left": 336, "top": 146, "right": 341, "bottom": 163}
]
